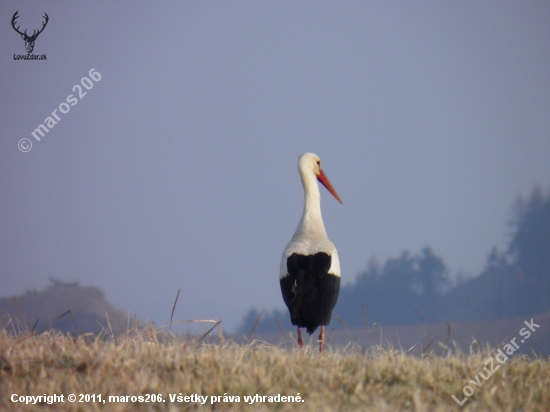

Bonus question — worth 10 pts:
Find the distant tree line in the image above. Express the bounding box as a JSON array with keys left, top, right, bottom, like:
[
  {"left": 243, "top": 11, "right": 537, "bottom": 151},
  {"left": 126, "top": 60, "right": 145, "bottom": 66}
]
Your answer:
[{"left": 238, "top": 185, "right": 550, "bottom": 334}]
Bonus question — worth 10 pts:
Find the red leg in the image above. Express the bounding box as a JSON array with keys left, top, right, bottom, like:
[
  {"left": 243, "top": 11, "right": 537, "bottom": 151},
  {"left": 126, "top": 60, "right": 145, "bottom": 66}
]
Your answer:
[
  {"left": 319, "top": 326, "right": 325, "bottom": 352},
  {"left": 297, "top": 327, "right": 304, "bottom": 349}
]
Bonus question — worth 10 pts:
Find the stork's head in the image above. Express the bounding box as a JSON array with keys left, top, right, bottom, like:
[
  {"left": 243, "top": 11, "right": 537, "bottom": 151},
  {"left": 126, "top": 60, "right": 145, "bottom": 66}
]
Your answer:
[{"left": 298, "top": 153, "right": 342, "bottom": 204}]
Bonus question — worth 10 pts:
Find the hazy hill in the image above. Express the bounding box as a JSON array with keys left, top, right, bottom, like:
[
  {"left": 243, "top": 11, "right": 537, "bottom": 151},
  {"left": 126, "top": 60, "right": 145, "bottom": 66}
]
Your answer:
[{"left": 0, "top": 281, "right": 128, "bottom": 335}]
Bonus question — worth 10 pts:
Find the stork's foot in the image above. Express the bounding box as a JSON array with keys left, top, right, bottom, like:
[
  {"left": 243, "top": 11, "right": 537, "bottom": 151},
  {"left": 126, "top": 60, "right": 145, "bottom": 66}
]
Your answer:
[
  {"left": 319, "top": 326, "right": 325, "bottom": 352},
  {"left": 297, "top": 327, "right": 304, "bottom": 349}
]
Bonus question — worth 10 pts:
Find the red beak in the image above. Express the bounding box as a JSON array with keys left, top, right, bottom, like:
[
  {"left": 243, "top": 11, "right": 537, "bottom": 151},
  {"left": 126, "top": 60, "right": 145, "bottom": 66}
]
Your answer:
[{"left": 316, "top": 169, "right": 342, "bottom": 204}]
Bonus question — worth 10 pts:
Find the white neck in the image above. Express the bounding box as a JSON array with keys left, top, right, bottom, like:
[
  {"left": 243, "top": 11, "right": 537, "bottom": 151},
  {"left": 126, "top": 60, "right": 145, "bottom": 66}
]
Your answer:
[{"left": 294, "top": 165, "right": 327, "bottom": 238}]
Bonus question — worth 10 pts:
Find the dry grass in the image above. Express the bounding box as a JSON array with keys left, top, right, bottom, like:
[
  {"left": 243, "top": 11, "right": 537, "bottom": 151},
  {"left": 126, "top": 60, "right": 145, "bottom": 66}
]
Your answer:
[{"left": 0, "top": 324, "right": 549, "bottom": 412}]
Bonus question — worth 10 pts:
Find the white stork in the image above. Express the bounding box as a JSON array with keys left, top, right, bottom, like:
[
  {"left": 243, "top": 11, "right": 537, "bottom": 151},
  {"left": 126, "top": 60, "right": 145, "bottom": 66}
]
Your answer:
[{"left": 279, "top": 153, "right": 342, "bottom": 352}]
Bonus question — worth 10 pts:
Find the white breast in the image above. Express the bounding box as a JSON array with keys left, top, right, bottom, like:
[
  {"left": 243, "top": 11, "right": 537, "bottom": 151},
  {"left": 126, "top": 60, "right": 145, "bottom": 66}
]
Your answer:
[{"left": 279, "top": 236, "right": 341, "bottom": 279}]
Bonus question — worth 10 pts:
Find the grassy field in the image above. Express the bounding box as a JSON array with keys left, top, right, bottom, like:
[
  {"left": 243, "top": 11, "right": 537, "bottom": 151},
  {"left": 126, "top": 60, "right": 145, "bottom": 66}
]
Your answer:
[{"left": 1, "top": 325, "right": 549, "bottom": 411}]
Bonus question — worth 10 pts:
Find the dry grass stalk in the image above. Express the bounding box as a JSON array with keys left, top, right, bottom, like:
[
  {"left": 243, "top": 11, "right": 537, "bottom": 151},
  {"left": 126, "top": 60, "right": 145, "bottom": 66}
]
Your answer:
[
  {"left": 246, "top": 310, "right": 265, "bottom": 342},
  {"left": 169, "top": 289, "right": 180, "bottom": 330}
]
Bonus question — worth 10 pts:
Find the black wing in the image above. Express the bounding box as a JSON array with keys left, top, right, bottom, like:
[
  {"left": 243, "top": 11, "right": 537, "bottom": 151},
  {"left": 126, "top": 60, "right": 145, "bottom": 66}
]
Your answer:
[{"left": 280, "top": 252, "right": 340, "bottom": 334}]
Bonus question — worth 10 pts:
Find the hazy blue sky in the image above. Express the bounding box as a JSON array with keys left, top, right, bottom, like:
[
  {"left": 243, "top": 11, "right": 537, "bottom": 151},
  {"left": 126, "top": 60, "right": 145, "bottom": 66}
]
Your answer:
[{"left": 2, "top": 2, "right": 549, "bottom": 331}]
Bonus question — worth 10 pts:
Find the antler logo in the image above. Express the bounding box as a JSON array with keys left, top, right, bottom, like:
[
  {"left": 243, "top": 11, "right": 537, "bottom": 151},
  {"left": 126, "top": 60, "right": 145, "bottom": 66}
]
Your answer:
[{"left": 11, "top": 10, "right": 49, "bottom": 54}]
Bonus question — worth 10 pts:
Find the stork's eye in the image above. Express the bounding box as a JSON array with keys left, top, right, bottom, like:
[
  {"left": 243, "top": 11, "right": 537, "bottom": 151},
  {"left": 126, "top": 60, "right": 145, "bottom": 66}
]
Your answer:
[{"left": 316, "top": 160, "right": 321, "bottom": 166}]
